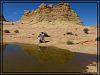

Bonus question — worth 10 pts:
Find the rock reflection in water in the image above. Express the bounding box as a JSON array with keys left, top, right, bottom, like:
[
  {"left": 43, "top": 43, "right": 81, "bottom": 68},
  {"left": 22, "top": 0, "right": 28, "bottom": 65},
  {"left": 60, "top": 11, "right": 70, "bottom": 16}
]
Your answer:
[{"left": 20, "top": 44, "right": 75, "bottom": 64}]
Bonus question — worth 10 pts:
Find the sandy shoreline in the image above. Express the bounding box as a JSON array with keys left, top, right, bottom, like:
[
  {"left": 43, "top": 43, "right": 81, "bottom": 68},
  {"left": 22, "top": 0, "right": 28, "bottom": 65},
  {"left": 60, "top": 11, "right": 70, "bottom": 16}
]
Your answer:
[{"left": 3, "top": 35, "right": 97, "bottom": 55}]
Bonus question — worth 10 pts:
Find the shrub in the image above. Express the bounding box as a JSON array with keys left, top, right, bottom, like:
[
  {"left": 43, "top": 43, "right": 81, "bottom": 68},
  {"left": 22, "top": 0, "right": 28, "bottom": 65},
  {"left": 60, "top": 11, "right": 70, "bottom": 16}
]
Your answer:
[
  {"left": 4, "top": 30, "right": 10, "bottom": 33},
  {"left": 12, "top": 22, "right": 14, "bottom": 25},
  {"left": 83, "top": 28, "right": 89, "bottom": 34},
  {"left": 74, "top": 34, "right": 78, "bottom": 36},
  {"left": 66, "top": 40, "right": 74, "bottom": 45},
  {"left": 95, "top": 37, "right": 100, "bottom": 41},
  {"left": 32, "top": 34, "right": 34, "bottom": 35},
  {"left": 66, "top": 32, "right": 74, "bottom": 35},
  {"left": 63, "top": 34, "right": 65, "bottom": 35},
  {"left": 14, "top": 30, "right": 19, "bottom": 33}
]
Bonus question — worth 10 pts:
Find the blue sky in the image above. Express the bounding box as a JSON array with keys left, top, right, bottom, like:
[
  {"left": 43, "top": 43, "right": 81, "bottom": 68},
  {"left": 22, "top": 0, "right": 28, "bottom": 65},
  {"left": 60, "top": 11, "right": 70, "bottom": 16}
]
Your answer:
[{"left": 3, "top": 3, "right": 97, "bottom": 26}]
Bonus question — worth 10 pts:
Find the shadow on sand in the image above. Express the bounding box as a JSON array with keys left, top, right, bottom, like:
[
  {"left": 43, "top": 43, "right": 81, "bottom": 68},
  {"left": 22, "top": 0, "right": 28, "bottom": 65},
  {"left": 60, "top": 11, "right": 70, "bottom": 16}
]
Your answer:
[{"left": 45, "top": 41, "right": 50, "bottom": 43}]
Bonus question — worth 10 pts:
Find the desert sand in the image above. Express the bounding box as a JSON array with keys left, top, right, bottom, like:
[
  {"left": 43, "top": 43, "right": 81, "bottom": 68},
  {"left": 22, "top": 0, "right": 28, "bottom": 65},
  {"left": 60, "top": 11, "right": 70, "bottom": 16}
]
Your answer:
[{"left": 3, "top": 21, "right": 97, "bottom": 54}]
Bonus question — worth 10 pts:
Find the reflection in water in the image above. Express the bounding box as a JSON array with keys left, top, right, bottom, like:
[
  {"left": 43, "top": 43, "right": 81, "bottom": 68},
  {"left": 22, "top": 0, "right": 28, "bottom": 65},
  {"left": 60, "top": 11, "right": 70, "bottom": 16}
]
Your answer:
[
  {"left": 3, "top": 44, "right": 97, "bottom": 72},
  {"left": 20, "top": 44, "right": 75, "bottom": 64}
]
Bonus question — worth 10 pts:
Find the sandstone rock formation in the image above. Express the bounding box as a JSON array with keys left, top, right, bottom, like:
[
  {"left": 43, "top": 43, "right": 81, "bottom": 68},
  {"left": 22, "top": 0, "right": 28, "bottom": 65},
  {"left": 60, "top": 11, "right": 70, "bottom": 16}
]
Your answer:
[{"left": 21, "top": 3, "right": 83, "bottom": 25}]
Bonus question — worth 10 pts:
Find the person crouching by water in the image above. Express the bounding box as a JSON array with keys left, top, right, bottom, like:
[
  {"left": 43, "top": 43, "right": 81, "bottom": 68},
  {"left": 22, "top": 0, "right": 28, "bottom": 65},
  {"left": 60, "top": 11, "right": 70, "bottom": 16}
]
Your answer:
[
  {"left": 41, "top": 32, "right": 45, "bottom": 43},
  {"left": 38, "top": 35, "right": 42, "bottom": 43},
  {"left": 38, "top": 32, "right": 45, "bottom": 43}
]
